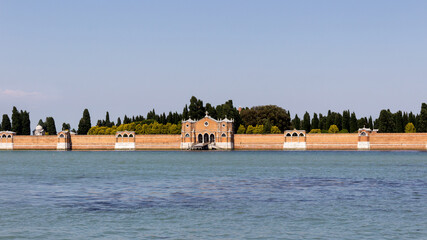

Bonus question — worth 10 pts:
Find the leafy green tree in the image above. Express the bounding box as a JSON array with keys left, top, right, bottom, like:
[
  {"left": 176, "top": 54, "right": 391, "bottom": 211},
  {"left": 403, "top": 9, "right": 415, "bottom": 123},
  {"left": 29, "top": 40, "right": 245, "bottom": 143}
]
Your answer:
[
  {"left": 405, "top": 123, "right": 416, "bottom": 133},
  {"left": 246, "top": 125, "right": 255, "bottom": 134},
  {"left": 339, "top": 129, "right": 349, "bottom": 133},
  {"left": 240, "top": 105, "right": 291, "bottom": 132},
  {"left": 45, "top": 117, "right": 57, "bottom": 135},
  {"left": 418, "top": 103, "right": 427, "bottom": 132},
  {"left": 303, "top": 112, "right": 311, "bottom": 132},
  {"left": 62, "top": 123, "right": 71, "bottom": 131},
  {"left": 328, "top": 124, "right": 339, "bottom": 133},
  {"left": 311, "top": 113, "right": 319, "bottom": 129},
  {"left": 350, "top": 112, "right": 357, "bottom": 133},
  {"left": 20, "top": 111, "right": 31, "bottom": 135},
  {"left": 292, "top": 114, "right": 301, "bottom": 129},
  {"left": 11, "top": 106, "right": 22, "bottom": 134},
  {"left": 237, "top": 125, "right": 246, "bottom": 134},
  {"left": 77, "top": 109, "right": 91, "bottom": 135},
  {"left": 271, "top": 126, "right": 281, "bottom": 134},
  {"left": 263, "top": 119, "right": 272, "bottom": 134},
  {"left": 1, "top": 114, "right": 11, "bottom": 131}
]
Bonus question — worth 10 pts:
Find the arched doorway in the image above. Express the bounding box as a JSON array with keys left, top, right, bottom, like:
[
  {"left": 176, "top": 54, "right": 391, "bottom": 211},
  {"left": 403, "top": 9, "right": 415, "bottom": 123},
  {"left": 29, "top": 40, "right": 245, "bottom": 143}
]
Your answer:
[
  {"left": 204, "top": 133, "right": 209, "bottom": 143},
  {"left": 210, "top": 134, "right": 215, "bottom": 143},
  {"left": 198, "top": 134, "right": 203, "bottom": 143}
]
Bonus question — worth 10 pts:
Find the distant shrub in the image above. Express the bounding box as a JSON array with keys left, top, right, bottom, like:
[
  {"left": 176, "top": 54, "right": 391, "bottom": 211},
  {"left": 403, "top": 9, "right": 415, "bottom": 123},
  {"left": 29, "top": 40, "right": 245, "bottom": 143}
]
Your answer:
[
  {"left": 271, "top": 126, "right": 281, "bottom": 134},
  {"left": 246, "top": 125, "right": 255, "bottom": 134},
  {"left": 237, "top": 125, "right": 246, "bottom": 134},
  {"left": 405, "top": 123, "right": 416, "bottom": 133},
  {"left": 328, "top": 125, "right": 339, "bottom": 133},
  {"left": 253, "top": 125, "right": 264, "bottom": 134},
  {"left": 309, "top": 129, "right": 321, "bottom": 134},
  {"left": 339, "top": 129, "right": 349, "bottom": 133}
]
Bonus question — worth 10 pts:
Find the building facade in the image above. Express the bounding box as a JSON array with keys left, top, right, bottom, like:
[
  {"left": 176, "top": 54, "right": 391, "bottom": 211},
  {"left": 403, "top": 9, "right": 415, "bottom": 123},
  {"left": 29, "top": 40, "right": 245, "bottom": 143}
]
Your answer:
[{"left": 181, "top": 112, "right": 234, "bottom": 150}]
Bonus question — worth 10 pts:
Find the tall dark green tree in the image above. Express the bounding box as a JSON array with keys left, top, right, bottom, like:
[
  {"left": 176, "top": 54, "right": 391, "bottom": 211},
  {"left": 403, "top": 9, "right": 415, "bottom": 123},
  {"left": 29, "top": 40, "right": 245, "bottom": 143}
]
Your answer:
[
  {"left": 292, "top": 114, "right": 301, "bottom": 129},
  {"left": 311, "top": 113, "right": 319, "bottom": 129},
  {"left": 188, "top": 96, "right": 205, "bottom": 120},
  {"left": 105, "top": 112, "right": 111, "bottom": 127},
  {"left": 20, "top": 111, "right": 31, "bottom": 135},
  {"left": 182, "top": 104, "right": 189, "bottom": 120},
  {"left": 45, "top": 117, "right": 57, "bottom": 135},
  {"left": 378, "top": 109, "right": 394, "bottom": 133},
  {"left": 334, "top": 113, "right": 342, "bottom": 130},
  {"left": 62, "top": 123, "right": 71, "bottom": 131},
  {"left": 342, "top": 110, "right": 350, "bottom": 131},
  {"left": 326, "top": 110, "right": 333, "bottom": 129},
  {"left": 303, "top": 112, "right": 311, "bottom": 132},
  {"left": 77, "top": 109, "right": 91, "bottom": 135},
  {"left": 418, "top": 103, "right": 427, "bottom": 132},
  {"left": 368, "top": 116, "right": 373, "bottom": 129},
  {"left": 1, "top": 114, "right": 11, "bottom": 131},
  {"left": 350, "top": 112, "right": 357, "bottom": 133},
  {"left": 116, "top": 117, "right": 122, "bottom": 126},
  {"left": 393, "top": 111, "right": 404, "bottom": 133},
  {"left": 205, "top": 103, "right": 217, "bottom": 119},
  {"left": 11, "top": 106, "right": 22, "bottom": 134}
]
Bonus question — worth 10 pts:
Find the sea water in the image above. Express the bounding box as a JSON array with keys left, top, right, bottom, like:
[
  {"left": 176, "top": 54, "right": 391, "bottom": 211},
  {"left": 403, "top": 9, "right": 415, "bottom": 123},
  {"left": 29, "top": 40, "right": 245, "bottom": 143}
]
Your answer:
[{"left": 0, "top": 151, "right": 426, "bottom": 239}]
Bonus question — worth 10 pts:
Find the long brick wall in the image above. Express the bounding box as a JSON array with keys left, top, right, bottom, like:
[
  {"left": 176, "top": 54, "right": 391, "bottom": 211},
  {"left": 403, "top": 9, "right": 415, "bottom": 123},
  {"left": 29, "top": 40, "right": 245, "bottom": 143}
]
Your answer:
[
  {"left": 13, "top": 136, "right": 57, "bottom": 150},
  {"left": 234, "top": 134, "right": 283, "bottom": 150},
  {"left": 71, "top": 135, "right": 115, "bottom": 150},
  {"left": 370, "top": 133, "right": 427, "bottom": 150},
  {"left": 306, "top": 134, "right": 359, "bottom": 150},
  {"left": 135, "top": 135, "right": 181, "bottom": 150},
  {"left": 2, "top": 133, "right": 427, "bottom": 151}
]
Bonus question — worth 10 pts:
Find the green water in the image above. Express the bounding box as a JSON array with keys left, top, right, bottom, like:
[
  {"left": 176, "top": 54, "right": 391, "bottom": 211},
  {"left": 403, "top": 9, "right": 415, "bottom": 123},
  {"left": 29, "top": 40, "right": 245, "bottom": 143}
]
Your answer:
[{"left": 0, "top": 151, "right": 426, "bottom": 239}]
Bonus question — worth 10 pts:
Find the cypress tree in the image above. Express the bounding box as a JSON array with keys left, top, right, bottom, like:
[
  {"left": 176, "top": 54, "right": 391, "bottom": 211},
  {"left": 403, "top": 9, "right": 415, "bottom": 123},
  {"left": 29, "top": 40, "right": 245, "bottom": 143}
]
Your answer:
[
  {"left": 368, "top": 116, "right": 373, "bottom": 129},
  {"left": 334, "top": 113, "right": 342, "bottom": 130},
  {"left": 326, "top": 110, "right": 333, "bottom": 129},
  {"left": 105, "top": 112, "right": 111, "bottom": 127},
  {"left": 45, "top": 117, "right": 57, "bottom": 135},
  {"left": 62, "top": 123, "right": 71, "bottom": 131},
  {"left": 418, "top": 103, "right": 427, "bottom": 132},
  {"left": 11, "top": 106, "right": 22, "bottom": 134},
  {"left": 303, "top": 112, "right": 311, "bottom": 132},
  {"left": 1, "top": 114, "right": 11, "bottom": 131},
  {"left": 312, "top": 113, "right": 319, "bottom": 129},
  {"left": 319, "top": 113, "right": 326, "bottom": 130},
  {"left": 342, "top": 110, "right": 350, "bottom": 132},
  {"left": 77, "top": 109, "right": 91, "bottom": 135},
  {"left": 182, "top": 105, "right": 189, "bottom": 120},
  {"left": 189, "top": 96, "right": 205, "bottom": 120},
  {"left": 292, "top": 114, "right": 301, "bottom": 129},
  {"left": 378, "top": 109, "right": 394, "bottom": 133},
  {"left": 21, "top": 111, "right": 31, "bottom": 135},
  {"left": 116, "top": 117, "right": 122, "bottom": 126},
  {"left": 349, "top": 112, "right": 357, "bottom": 133},
  {"left": 393, "top": 111, "right": 404, "bottom": 133}
]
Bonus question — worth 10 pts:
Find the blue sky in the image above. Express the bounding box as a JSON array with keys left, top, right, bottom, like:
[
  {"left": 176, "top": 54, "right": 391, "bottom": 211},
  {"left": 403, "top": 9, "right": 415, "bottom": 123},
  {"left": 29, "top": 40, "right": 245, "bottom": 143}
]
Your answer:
[{"left": 1, "top": 1, "right": 426, "bottom": 130}]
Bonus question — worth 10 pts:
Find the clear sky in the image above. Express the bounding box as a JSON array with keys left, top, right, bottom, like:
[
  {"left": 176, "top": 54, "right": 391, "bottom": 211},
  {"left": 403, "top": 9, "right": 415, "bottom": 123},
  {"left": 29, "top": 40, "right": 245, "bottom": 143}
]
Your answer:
[{"left": 1, "top": 0, "right": 426, "bottom": 130}]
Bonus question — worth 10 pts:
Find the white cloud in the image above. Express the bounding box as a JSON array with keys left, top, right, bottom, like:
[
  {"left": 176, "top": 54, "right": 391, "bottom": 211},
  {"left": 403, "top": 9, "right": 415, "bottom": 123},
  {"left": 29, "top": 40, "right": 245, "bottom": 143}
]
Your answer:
[{"left": 0, "top": 89, "right": 45, "bottom": 98}]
